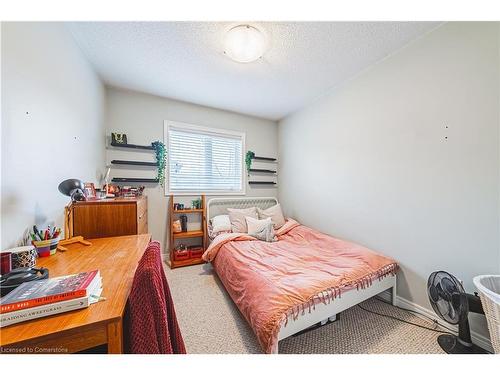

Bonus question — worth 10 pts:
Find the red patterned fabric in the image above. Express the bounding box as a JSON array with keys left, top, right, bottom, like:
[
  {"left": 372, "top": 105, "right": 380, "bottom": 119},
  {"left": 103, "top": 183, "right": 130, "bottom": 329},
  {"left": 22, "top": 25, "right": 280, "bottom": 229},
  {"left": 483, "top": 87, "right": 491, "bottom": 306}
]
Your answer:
[{"left": 124, "top": 241, "right": 186, "bottom": 354}]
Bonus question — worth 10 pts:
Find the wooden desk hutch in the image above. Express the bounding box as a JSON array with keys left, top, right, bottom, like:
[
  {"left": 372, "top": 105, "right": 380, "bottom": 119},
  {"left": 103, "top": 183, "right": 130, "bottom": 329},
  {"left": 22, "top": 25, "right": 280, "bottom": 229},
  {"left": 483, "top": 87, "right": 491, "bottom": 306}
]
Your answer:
[{"left": 65, "top": 196, "right": 148, "bottom": 239}]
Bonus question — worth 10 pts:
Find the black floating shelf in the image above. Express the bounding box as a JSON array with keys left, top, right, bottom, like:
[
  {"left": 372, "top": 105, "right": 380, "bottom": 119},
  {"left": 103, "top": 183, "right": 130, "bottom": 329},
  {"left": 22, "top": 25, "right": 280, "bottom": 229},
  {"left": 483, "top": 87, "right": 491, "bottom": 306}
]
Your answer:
[
  {"left": 252, "top": 156, "right": 276, "bottom": 161},
  {"left": 112, "top": 178, "right": 159, "bottom": 183},
  {"left": 110, "top": 142, "right": 154, "bottom": 150},
  {"left": 111, "top": 160, "right": 158, "bottom": 167},
  {"left": 249, "top": 168, "right": 276, "bottom": 174},
  {"left": 248, "top": 181, "right": 277, "bottom": 185}
]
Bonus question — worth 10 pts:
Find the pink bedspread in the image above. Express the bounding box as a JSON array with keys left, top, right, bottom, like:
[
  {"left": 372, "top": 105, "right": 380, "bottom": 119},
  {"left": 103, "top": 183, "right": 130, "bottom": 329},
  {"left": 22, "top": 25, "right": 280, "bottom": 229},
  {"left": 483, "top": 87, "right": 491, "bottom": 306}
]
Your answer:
[{"left": 202, "top": 219, "right": 398, "bottom": 353}]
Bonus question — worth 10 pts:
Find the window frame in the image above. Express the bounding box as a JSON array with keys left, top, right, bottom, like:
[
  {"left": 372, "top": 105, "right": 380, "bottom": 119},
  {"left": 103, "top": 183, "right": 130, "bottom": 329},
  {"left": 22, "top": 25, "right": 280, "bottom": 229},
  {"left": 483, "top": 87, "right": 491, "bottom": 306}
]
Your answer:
[{"left": 164, "top": 120, "right": 246, "bottom": 196}]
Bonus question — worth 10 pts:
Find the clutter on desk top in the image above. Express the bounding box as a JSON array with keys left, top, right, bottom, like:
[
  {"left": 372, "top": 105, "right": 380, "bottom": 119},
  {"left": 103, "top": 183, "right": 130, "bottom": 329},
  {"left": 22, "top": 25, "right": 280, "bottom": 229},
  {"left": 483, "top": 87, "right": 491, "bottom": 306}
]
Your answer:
[{"left": 30, "top": 225, "right": 61, "bottom": 242}]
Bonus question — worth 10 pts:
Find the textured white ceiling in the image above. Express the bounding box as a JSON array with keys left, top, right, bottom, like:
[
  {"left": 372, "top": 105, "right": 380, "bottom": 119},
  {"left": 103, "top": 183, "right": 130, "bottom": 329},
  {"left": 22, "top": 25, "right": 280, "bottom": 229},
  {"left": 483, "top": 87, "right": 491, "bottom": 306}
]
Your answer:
[{"left": 67, "top": 22, "right": 441, "bottom": 120}]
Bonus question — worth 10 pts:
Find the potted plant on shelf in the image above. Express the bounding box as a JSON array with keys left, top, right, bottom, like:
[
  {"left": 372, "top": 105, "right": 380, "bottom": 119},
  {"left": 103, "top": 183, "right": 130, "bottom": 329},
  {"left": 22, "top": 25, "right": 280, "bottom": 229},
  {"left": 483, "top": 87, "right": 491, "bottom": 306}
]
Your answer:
[
  {"left": 152, "top": 141, "right": 167, "bottom": 187},
  {"left": 245, "top": 150, "right": 255, "bottom": 175}
]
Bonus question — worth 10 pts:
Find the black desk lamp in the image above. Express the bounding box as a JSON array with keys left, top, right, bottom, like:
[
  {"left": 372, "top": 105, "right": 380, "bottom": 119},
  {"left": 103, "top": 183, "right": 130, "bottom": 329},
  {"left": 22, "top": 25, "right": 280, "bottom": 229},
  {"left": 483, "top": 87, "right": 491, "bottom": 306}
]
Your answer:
[
  {"left": 58, "top": 179, "right": 86, "bottom": 202},
  {"left": 57, "top": 179, "right": 91, "bottom": 250}
]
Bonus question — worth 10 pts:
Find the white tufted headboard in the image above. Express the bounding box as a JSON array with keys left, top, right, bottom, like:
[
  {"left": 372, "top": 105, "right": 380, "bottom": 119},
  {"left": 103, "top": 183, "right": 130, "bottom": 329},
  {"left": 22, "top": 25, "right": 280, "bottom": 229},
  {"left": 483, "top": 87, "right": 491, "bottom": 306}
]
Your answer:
[{"left": 207, "top": 197, "right": 278, "bottom": 222}]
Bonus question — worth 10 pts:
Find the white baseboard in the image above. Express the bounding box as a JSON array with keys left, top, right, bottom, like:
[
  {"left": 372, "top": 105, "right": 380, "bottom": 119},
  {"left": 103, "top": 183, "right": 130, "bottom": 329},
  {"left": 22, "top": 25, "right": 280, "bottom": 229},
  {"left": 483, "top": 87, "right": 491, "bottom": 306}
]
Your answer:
[{"left": 377, "top": 290, "right": 493, "bottom": 353}]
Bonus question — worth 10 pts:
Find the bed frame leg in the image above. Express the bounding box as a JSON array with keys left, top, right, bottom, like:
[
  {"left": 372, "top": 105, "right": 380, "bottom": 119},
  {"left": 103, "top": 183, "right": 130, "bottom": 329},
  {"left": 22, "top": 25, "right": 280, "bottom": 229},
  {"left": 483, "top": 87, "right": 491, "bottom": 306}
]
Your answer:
[
  {"left": 391, "top": 282, "right": 397, "bottom": 306},
  {"left": 320, "top": 315, "right": 337, "bottom": 325}
]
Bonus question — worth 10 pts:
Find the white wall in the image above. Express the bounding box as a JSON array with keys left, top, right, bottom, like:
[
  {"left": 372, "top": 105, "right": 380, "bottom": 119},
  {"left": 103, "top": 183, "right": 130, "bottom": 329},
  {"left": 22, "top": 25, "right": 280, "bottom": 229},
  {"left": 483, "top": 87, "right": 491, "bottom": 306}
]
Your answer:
[
  {"left": 1, "top": 22, "right": 106, "bottom": 248},
  {"left": 105, "top": 87, "right": 278, "bottom": 250},
  {"left": 279, "top": 22, "right": 500, "bottom": 340}
]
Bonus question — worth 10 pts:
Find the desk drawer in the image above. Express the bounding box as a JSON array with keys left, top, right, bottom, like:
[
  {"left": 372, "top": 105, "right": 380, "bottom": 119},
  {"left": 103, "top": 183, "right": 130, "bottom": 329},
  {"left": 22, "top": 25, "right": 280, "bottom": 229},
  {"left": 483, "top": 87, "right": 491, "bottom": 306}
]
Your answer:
[{"left": 73, "top": 204, "right": 137, "bottom": 239}]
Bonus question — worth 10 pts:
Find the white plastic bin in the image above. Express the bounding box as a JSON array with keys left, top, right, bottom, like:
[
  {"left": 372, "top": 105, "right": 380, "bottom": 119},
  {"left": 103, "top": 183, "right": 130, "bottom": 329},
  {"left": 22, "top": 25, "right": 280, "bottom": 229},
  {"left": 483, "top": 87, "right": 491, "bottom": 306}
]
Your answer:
[{"left": 473, "top": 275, "right": 500, "bottom": 354}]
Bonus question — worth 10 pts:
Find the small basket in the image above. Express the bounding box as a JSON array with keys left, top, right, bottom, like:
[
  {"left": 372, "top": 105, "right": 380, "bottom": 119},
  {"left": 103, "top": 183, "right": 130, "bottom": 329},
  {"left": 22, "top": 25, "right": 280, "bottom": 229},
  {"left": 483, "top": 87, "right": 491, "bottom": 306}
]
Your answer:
[
  {"left": 173, "top": 249, "right": 189, "bottom": 262},
  {"left": 32, "top": 238, "right": 60, "bottom": 257},
  {"left": 189, "top": 247, "right": 204, "bottom": 259},
  {"left": 473, "top": 275, "right": 500, "bottom": 354}
]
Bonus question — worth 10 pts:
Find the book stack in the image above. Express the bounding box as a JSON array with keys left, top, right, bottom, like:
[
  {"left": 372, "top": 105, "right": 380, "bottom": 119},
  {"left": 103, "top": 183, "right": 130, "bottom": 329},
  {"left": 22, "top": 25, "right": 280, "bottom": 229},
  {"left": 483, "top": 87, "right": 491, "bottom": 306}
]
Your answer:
[{"left": 0, "top": 270, "right": 102, "bottom": 327}]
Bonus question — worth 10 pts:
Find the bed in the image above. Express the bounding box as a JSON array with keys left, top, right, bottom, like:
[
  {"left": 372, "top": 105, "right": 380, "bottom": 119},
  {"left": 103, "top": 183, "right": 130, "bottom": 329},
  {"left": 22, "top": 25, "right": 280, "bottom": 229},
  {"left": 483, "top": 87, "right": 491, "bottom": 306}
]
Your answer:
[{"left": 203, "top": 197, "right": 398, "bottom": 354}]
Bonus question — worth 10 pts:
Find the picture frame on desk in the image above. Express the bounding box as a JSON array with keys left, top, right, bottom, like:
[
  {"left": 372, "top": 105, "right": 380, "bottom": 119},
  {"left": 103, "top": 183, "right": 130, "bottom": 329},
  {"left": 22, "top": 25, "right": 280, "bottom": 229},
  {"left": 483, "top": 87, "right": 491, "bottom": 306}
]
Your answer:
[{"left": 84, "top": 183, "right": 96, "bottom": 199}]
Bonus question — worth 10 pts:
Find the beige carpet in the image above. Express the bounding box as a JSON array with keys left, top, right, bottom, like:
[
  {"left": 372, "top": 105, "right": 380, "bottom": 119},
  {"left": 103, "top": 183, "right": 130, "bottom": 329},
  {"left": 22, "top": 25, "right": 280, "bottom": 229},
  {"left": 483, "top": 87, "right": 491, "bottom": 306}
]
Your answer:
[{"left": 164, "top": 262, "right": 446, "bottom": 354}]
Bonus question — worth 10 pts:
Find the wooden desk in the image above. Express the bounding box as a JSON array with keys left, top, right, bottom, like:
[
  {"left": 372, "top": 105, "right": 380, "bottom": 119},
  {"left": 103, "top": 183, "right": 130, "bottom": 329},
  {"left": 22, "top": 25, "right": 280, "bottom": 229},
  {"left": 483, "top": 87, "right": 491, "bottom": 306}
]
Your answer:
[{"left": 0, "top": 234, "right": 151, "bottom": 354}]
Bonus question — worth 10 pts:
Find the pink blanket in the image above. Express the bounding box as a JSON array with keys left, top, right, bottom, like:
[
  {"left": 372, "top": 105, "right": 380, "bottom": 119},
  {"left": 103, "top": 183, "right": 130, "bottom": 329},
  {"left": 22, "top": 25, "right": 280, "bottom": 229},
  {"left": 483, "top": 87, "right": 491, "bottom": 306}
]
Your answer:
[{"left": 202, "top": 220, "right": 398, "bottom": 353}]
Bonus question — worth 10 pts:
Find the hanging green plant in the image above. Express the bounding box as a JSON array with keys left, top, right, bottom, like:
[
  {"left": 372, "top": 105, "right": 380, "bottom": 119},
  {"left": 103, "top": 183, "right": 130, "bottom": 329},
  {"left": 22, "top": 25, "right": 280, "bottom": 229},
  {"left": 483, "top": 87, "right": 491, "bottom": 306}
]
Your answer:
[
  {"left": 245, "top": 150, "right": 255, "bottom": 174},
  {"left": 152, "top": 141, "right": 167, "bottom": 187}
]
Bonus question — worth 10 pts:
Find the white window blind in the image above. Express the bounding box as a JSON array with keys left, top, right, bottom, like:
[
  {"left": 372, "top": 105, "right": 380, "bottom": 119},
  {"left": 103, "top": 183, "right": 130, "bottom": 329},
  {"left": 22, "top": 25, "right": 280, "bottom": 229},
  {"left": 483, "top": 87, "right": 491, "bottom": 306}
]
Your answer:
[{"left": 167, "top": 123, "right": 244, "bottom": 194}]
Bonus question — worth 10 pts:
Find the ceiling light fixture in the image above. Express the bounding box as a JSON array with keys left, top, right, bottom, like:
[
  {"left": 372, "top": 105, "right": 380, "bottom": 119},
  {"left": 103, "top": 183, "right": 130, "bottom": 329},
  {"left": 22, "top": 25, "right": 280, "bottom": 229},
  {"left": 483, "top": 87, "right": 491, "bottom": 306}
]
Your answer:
[{"left": 224, "top": 25, "right": 266, "bottom": 63}]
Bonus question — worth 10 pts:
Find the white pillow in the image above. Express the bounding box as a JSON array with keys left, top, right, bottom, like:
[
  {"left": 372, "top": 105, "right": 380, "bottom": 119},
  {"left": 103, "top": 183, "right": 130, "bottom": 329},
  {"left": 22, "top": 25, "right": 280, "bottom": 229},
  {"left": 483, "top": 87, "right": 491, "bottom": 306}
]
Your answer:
[
  {"left": 246, "top": 217, "right": 272, "bottom": 235},
  {"left": 211, "top": 214, "right": 231, "bottom": 235},
  {"left": 257, "top": 203, "right": 286, "bottom": 229},
  {"left": 248, "top": 221, "right": 276, "bottom": 242}
]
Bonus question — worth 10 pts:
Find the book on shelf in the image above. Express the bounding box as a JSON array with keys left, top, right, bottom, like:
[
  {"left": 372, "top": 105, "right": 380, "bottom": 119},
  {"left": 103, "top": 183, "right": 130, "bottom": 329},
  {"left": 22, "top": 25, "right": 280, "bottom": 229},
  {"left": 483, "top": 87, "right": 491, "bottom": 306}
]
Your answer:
[{"left": 0, "top": 270, "right": 101, "bottom": 314}]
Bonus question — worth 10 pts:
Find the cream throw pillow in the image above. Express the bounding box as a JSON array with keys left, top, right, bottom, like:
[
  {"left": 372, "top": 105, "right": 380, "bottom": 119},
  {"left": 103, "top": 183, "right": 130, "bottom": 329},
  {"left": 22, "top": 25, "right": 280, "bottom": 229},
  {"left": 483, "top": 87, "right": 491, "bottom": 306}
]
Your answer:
[
  {"left": 246, "top": 217, "right": 273, "bottom": 235},
  {"left": 211, "top": 215, "right": 231, "bottom": 235},
  {"left": 227, "top": 207, "right": 258, "bottom": 233},
  {"left": 257, "top": 203, "right": 286, "bottom": 229}
]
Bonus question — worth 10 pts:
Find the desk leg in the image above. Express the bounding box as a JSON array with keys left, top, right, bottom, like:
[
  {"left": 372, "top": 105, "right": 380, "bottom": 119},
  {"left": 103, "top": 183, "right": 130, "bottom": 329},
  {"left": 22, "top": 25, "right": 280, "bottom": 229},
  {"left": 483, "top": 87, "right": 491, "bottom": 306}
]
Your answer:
[{"left": 107, "top": 320, "right": 123, "bottom": 354}]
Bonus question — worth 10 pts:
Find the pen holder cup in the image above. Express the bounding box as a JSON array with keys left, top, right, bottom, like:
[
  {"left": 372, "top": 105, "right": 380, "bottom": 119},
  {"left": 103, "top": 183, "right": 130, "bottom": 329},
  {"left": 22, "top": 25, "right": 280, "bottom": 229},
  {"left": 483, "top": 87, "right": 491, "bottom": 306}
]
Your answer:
[{"left": 32, "top": 238, "right": 60, "bottom": 257}]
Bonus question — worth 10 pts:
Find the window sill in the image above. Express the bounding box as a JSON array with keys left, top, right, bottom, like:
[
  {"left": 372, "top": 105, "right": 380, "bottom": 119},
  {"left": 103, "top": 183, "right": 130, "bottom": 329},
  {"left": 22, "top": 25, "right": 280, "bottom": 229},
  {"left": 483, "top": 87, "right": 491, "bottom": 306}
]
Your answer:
[{"left": 166, "top": 191, "right": 246, "bottom": 196}]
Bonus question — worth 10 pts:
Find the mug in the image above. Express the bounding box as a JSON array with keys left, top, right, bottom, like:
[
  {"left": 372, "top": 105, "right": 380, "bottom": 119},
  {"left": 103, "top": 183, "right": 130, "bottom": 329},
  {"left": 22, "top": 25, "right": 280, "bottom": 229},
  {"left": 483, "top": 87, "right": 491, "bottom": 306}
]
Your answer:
[
  {"left": 0, "top": 252, "right": 12, "bottom": 275},
  {"left": 8, "top": 246, "right": 38, "bottom": 268}
]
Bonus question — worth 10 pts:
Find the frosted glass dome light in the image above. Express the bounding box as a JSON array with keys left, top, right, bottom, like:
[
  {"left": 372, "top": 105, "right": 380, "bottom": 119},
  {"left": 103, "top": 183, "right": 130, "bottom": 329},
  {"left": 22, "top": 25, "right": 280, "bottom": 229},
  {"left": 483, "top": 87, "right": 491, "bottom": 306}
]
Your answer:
[{"left": 224, "top": 25, "right": 266, "bottom": 63}]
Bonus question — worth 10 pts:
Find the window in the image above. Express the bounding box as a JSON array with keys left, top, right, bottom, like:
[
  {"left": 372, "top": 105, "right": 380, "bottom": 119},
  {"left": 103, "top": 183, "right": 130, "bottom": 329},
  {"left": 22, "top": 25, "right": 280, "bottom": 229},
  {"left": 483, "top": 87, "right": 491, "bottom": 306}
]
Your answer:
[{"left": 165, "top": 121, "right": 245, "bottom": 194}]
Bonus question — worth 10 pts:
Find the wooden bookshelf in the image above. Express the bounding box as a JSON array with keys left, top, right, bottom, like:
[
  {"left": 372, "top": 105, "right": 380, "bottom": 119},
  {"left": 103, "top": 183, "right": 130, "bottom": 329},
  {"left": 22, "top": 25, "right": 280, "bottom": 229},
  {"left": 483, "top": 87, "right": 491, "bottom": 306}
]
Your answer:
[{"left": 168, "top": 195, "right": 207, "bottom": 269}]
